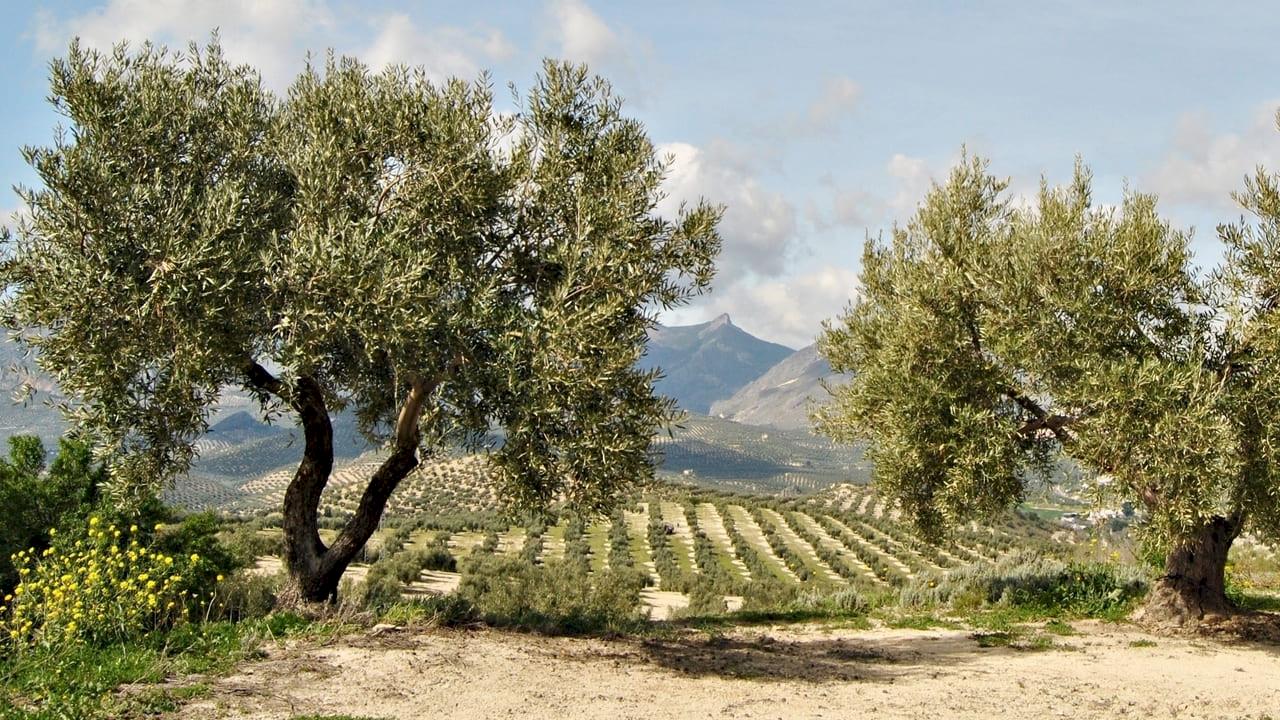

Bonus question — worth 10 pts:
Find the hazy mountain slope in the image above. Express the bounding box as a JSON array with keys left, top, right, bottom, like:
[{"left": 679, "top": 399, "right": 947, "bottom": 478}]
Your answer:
[
  {"left": 709, "top": 344, "right": 851, "bottom": 431},
  {"left": 0, "top": 339, "right": 67, "bottom": 447},
  {"left": 640, "top": 314, "right": 794, "bottom": 413}
]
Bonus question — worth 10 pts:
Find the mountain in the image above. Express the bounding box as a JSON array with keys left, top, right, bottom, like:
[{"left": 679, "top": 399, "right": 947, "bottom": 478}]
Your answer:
[
  {"left": 0, "top": 339, "right": 68, "bottom": 448},
  {"left": 639, "top": 314, "right": 794, "bottom": 414},
  {"left": 708, "top": 344, "right": 851, "bottom": 431}
]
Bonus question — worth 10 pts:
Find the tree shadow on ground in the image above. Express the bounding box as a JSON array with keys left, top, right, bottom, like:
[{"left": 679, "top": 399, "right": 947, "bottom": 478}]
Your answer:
[
  {"left": 632, "top": 629, "right": 1019, "bottom": 683},
  {"left": 1191, "top": 610, "right": 1280, "bottom": 650}
]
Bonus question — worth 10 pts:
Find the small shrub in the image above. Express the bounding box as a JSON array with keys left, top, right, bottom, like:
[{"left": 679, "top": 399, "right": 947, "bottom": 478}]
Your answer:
[
  {"left": 1, "top": 517, "right": 210, "bottom": 650},
  {"left": 682, "top": 577, "right": 728, "bottom": 617},
  {"left": 795, "top": 586, "right": 869, "bottom": 616},
  {"left": 209, "top": 571, "right": 280, "bottom": 621},
  {"left": 459, "top": 555, "right": 644, "bottom": 634},
  {"left": 419, "top": 538, "right": 458, "bottom": 573},
  {"left": 220, "top": 523, "right": 283, "bottom": 567},
  {"left": 357, "top": 571, "right": 404, "bottom": 614},
  {"left": 900, "top": 551, "right": 1147, "bottom": 618}
]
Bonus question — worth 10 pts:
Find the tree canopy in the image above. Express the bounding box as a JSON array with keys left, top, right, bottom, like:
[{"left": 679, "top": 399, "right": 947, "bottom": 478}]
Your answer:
[
  {"left": 817, "top": 136, "right": 1280, "bottom": 622},
  {"left": 1, "top": 40, "right": 721, "bottom": 600}
]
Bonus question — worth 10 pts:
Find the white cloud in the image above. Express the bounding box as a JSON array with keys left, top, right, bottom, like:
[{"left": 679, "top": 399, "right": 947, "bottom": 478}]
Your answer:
[
  {"left": 362, "top": 13, "right": 513, "bottom": 82},
  {"left": 1146, "top": 103, "right": 1280, "bottom": 213},
  {"left": 658, "top": 141, "right": 797, "bottom": 280},
  {"left": 809, "top": 153, "right": 943, "bottom": 232},
  {"left": 669, "top": 267, "right": 861, "bottom": 348},
  {"left": 34, "top": 2, "right": 514, "bottom": 91},
  {"left": 548, "top": 0, "right": 617, "bottom": 67},
  {"left": 885, "top": 153, "right": 939, "bottom": 219},
  {"left": 804, "top": 76, "right": 861, "bottom": 135},
  {"left": 35, "top": 0, "right": 336, "bottom": 89},
  {"left": 544, "top": 0, "right": 651, "bottom": 100}
]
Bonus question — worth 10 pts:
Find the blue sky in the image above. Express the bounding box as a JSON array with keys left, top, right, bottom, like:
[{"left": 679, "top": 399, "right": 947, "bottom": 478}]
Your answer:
[{"left": 3, "top": 1, "right": 1279, "bottom": 347}]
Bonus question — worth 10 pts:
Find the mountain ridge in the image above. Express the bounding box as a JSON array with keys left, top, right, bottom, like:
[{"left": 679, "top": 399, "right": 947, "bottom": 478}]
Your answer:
[
  {"left": 709, "top": 343, "right": 851, "bottom": 431},
  {"left": 641, "top": 314, "right": 794, "bottom": 414}
]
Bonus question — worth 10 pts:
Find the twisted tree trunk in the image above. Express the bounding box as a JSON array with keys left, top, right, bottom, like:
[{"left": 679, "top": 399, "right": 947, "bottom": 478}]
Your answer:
[
  {"left": 246, "top": 361, "right": 431, "bottom": 603},
  {"left": 1138, "top": 515, "right": 1239, "bottom": 625}
]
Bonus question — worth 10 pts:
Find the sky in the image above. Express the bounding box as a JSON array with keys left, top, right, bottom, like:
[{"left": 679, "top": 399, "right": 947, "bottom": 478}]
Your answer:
[{"left": 2, "top": 1, "right": 1279, "bottom": 348}]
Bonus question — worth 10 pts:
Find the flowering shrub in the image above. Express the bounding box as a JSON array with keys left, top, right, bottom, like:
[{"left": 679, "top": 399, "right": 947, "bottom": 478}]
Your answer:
[{"left": 0, "top": 517, "right": 210, "bottom": 650}]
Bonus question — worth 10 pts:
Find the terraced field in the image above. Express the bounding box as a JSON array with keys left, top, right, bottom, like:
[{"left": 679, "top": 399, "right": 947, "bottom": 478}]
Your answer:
[{"left": 238, "top": 483, "right": 1051, "bottom": 618}]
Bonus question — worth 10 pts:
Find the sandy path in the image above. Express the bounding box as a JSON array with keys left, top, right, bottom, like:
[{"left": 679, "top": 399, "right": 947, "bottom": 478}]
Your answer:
[
  {"left": 622, "top": 507, "right": 658, "bottom": 582},
  {"left": 659, "top": 501, "right": 700, "bottom": 575},
  {"left": 175, "top": 621, "right": 1280, "bottom": 720},
  {"left": 495, "top": 528, "right": 525, "bottom": 556}
]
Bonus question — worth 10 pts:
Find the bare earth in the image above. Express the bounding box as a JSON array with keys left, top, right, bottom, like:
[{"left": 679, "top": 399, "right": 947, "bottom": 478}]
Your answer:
[{"left": 175, "top": 621, "right": 1280, "bottom": 720}]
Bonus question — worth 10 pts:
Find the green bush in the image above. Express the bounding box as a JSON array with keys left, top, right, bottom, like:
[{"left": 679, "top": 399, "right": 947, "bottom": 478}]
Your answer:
[
  {"left": 0, "top": 436, "right": 104, "bottom": 595},
  {"left": 459, "top": 555, "right": 644, "bottom": 634},
  {"left": 358, "top": 571, "right": 406, "bottom": 613},
  {"left": 793, "top": 586, "right": 869, "bottom": 616},
  {"left": 209, "top": 571, "right": 280, "bottom": 621},
  {"left": 900, "top": 551, "right": 1147, "bottom": 618},
  {"left": 417, "top": 537, "right": 457, "bottom": 573},
  {"left": 220, "top": 523, "right": 283, "bottom": 568},
  {"left": 1, "top": 517, "right": 209, "bottom": 650},
  {"left": 682, "top": 576, "right": 728, "bottom": 616}
]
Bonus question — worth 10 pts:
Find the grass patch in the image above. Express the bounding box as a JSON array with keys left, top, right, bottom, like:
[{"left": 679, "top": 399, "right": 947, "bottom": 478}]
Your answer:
[
  {"left": 1042, "top": 619, "right": 1077, "bottom": 636},
  {"left": 971, "top": 627, "right": 1061, "bottom": 651},
  {"left": 0, "top": 613, "right": 346, "bottom": 719},
  {"left": 1227, "top": 590, "right": 1280, "bottom": 613},
  {"left": 1128, "top": 639, "right": 1158, "bottom": 648},
  {"left": 878, "top": 612, "right": 959, "bottom": 630}
]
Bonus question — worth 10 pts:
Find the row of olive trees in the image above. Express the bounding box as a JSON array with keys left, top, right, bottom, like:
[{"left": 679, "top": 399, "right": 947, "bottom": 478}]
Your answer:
[{"left": 6, "top": 37, "right": 1280, "bottom": 624}]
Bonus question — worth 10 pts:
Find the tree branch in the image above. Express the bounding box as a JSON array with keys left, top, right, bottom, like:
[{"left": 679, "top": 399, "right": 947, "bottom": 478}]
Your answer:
[
  {"left": 242, "top": 358, "right": 287, "bottom": 400},
  {"left": 1006, "top": 386, "right": 1083, "bottom": 443}
]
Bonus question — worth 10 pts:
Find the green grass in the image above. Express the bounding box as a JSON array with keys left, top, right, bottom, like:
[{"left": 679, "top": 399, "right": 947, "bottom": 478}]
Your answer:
[
  {"left": 1042, "top": 619, "right": 1077, "bottom": 636},
  {"left": 877, "top": 611, "right": 959, "bottom": 630},
  {"left": 0, "top": 612, "right": 349, "bottom": 720},
  {"left": 1128, "top": 639, "right": 1158, "bottom": 648},
  {"left": 586, "top": 522, "right": 610, "bottom": 574}
]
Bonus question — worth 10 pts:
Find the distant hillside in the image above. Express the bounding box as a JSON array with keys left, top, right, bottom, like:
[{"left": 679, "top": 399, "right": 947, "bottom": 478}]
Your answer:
[
  {"left": 640, "top": 314, "right": 794, "bottom": 413},
  {"left": 710, "top": 344, "right": 851, "bottom": 431},
  {"left": 0, "top": 338, "right": 67, "bottom": 448},
  {"left": 168, "top": 411, "right": 871, "bottom": 513}
]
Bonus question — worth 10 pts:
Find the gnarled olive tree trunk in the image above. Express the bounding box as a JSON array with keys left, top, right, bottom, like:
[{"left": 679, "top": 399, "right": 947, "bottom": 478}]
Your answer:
[
  {"left": 1139, "top": 515, "right": 1240, "bottom": 624},
  {"left": 247, "top": 362, "right": 430, "bottom": 603}
]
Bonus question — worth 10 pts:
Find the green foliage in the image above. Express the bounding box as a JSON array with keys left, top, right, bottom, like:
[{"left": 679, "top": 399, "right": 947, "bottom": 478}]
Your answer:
[
  {"left": 817, "top": 141, "right": 1280, "bottom": 558},
  {"left": 0, "top": 612, "right": 325, "bottom": 719},
  {"left": 0, "top": 436, "right": 104, "bottom": 594},
  {"left": 209, "top": 571, "right": 280, "bottom": 622},
  {"left": 220, "top": 522, "right": 284, "bottom": 568},
  {"left": 1, "top": 517, "right": 215, "bottom": 651},
  {"left": 2, "top": 39, "right": 721, "bottom": 525},
  {"left": 900, "top": 552, "right": 1147, "bottom": 619},
  {"left": 459, "top": 555, "right": 645, "bottom": 634}
]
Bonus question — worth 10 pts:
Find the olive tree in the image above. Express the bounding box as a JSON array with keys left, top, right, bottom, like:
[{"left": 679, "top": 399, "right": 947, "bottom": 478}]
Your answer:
[
  {"left": 1, "top": 41, "right": 720, "bottom": 602},
  {"left": 817, "top": 139, "right": 1280, "bottom": 624}
]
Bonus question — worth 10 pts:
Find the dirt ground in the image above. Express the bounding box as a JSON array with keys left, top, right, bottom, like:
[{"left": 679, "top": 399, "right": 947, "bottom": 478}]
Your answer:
[{"left": 174, "top": 620, "right": 1280, "bottom": 720}]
